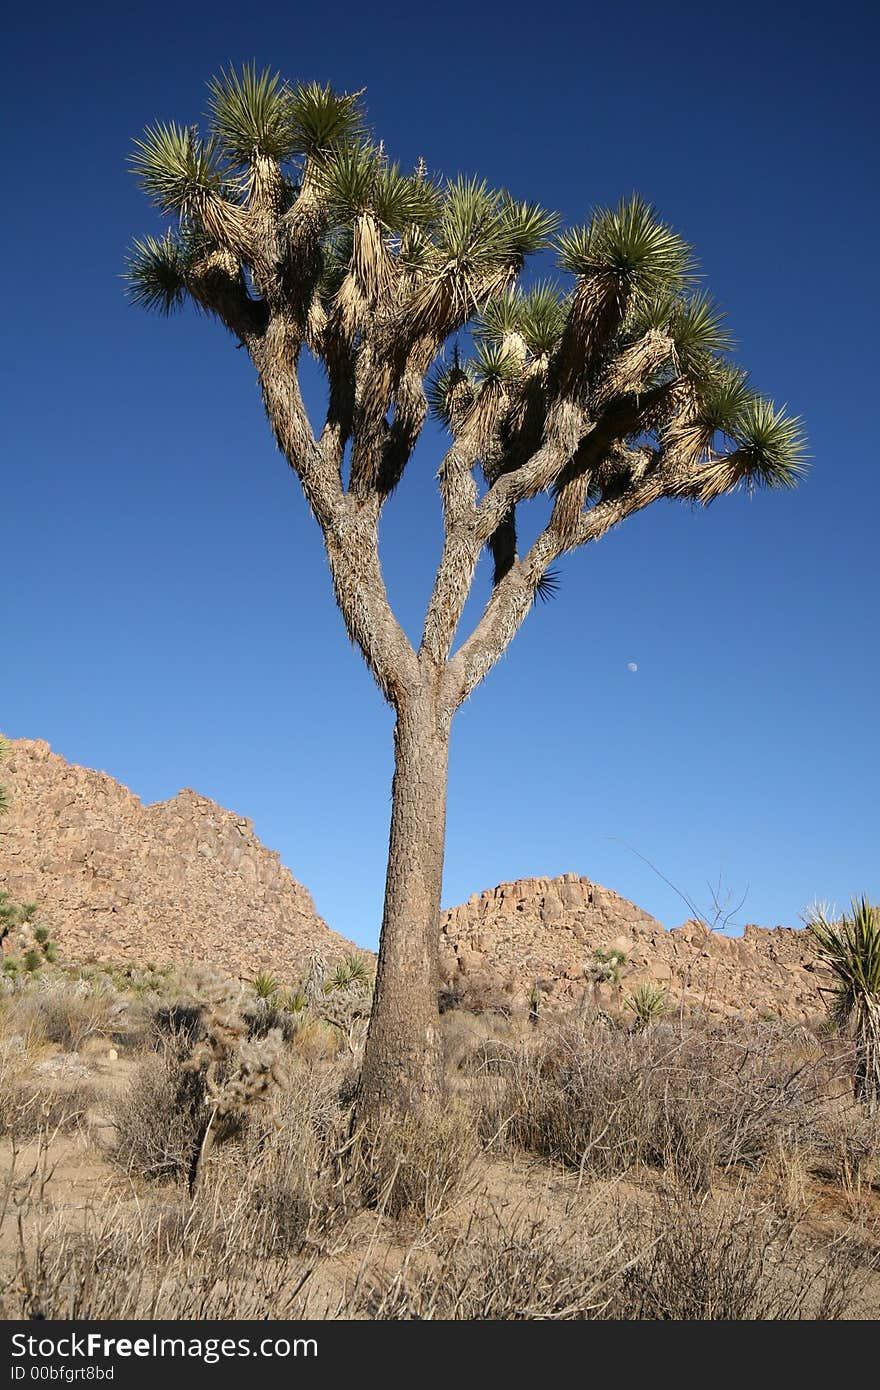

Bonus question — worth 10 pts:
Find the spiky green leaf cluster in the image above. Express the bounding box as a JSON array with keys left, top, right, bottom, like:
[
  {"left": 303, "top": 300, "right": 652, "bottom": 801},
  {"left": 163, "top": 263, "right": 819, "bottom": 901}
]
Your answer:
[
  {"left": 325, "top": 953, "right": 373, "bottom": 993},
  {"left": 729, "top": 397, "right": 808, "bottom": 490},
  {"left": 626, "top": 981, "right": 670, "bottom": 1029},
  {"left": 558, "top": 195, "right": 694, "bottom": 301},
  {"left": 317, "top": 225, "right": 355, "bottom": 304},
  {"left": 208, "top": 64, "right": 296, "bottom": 163},
  {"left": 426, "top": 359, "right": 476, "bottom": 426},
  {"left": 436, "top": 178, "right": 557, "bottom": 271},
  {"left": 629, "top": 291, "right": 733, "bottom": 379},
  {"left": 286, "top": 81, "right": 366, "bottom": 156},
  {"left": 807, "top": 898, "right": 880, "bottom": 1028},
  {"left": 316, "top": 143, "right": 438, "bottom": 229},
  {"left": 130, "top": 122, "right": 224, "bottom": 215},
  {"left": 252, "top": 971, "right": 280, "bottom": 1000},
  {"left": 124, "top": 232, "right": 188, "bottom": 314},
  {"left": 533, "top": 567, "right": 561, "bottom": 604},
  {"left": 691, "top": 366, "right": 754, "bottom": 434},
  {"left": 477, "top": 281, "right": 567, "bottom": 357},
  {"left": 473, "top": 341, "right": 522, "bottom": 386}
]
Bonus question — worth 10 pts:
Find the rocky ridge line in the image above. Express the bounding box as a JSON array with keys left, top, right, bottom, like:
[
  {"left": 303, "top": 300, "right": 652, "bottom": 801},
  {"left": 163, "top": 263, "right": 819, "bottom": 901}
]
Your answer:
[{"left": 0, "top": 738, "right": 353, "bottom": 979}]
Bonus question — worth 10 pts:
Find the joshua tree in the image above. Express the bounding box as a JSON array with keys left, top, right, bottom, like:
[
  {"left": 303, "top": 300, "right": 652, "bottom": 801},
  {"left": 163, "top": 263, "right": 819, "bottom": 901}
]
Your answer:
[
  {"left": 126, "top": 69, "right": 806, "bottom": 1122},
  {"left": 806, "top": 898, "right": 880, "bottom": 1112}
]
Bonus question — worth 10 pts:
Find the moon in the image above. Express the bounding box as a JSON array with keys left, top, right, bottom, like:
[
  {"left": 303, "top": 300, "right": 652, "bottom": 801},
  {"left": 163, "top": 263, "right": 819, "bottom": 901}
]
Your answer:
[{"left": 626, "top": 662, "right": 638, "bottom": 673}]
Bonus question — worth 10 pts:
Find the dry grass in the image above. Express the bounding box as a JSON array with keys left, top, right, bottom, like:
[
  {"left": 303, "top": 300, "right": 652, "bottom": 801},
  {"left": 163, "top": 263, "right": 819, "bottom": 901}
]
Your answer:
[
  {"left": 2, "top": 1194, "right": 315, "bottom": 1320},
  {"left": 345, "top": 1187, "right": 872, "bottom": 1320},
  {"left": 2, "top": 971, "right": 879, "bottom": 1320}
]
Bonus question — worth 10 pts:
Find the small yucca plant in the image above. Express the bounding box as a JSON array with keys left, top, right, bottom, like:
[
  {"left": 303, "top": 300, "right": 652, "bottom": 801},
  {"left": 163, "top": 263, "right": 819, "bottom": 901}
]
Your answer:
[
  {"left": 806, "top": 897, "right": 880, "bottom": 1112},
  {"left": 252, "top": 971, "right": 280, "bottom": 1001},
  {"left": 326, "top": 953, "right": 372, "bottom": 993},
  {"left": 280, "top": 985, "right": 309, "bottom": 1014},
  {"left": 626, "top": 981, "right": 670, "bottom": 1031}
]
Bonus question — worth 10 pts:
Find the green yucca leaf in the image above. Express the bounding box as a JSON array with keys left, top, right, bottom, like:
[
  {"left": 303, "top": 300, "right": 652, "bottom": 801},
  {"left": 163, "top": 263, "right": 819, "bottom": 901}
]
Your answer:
[
  {"left": 281, "top": 986, "right": 309, "bottom": 1014},
  {"left": 729, "top": 397, "right": 808, "bottom": 489},
  {"left": 130, "top": 121, "right": 224, "bottom": 215},
  {"left": 558, "top": 196, "right": 695, "bottom": 301},
  {"left": 670, "top": 292, "right": 733, "bottom": 372},
  {"left": 207, "top": 64, "right": 296, "bottom": 163},
  {"left": 693, "top": 366, "right": 754, "bottom": 434},
  {"left": 316, "top": 144, "right": 438, "bottom": 230},
  {"left": 494, "top": 196, "right": 559, "bottom": 257},
  {"left": 252, "top": 970, "right": 280, "bottom": 999},
  {"left": 398, "top": 221, "right": 435, "bottom": 270},
  {"left": 475, "top": 286, "right": 523, "bottom": 341},
  {"left": 288, "top": 82, "right": 366, "bottom": 156},
  {"left": 477, "top": 281, "right": 566, "bottom": 356},
  {"left": 325, "top": 953, "right": 372, "bottom": 993},
  {"left": 374, "top": 164, "right": 439, "bottom": 230},
  {"left": 626, "top": 981, "right": 670, "bottom": 1029},
  {"left": 317, "top": 225, "right": 355, "bottom": 302},
  {"left": 625, "top": 290, "right": 678, "bottom": 336},
  {"left": 474, "top": 340, "right": 523, "bottom": 385},
  {"left": 517, "top": 281, "right": 568, "bottom": 356},
  {"left": 437, "top": 176, "right": 501, "bottom": 261},
  {"left": 315, "top": 141, "right": 380, "bottom": 215},
  {"left": 124, "top": 232, "right": 188, "bottom": 313},
  {"left": 807, "top": 898, "right": 880, "bottom": 1029},
  {"left": 426, "top": 358, "right": 476, "bottom": 425}
]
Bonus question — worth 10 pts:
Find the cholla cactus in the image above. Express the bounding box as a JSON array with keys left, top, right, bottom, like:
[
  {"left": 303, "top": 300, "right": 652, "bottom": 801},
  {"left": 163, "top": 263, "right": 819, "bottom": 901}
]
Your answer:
[{"left": 181, "top": 976, "right": 288, "bottom": 1190}]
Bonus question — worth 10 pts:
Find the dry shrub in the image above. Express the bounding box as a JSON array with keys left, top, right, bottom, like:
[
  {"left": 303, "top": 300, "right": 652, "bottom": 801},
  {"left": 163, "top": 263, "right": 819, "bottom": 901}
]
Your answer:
[
  {"left": 0, "top": 1083, "right": 96, "bottom": 1139},
  {"left": 351, "top": 1200, "right": 636, "bottom": 1318},
  {"left": 4, "top": 980, "right": 120, "bottom": 1052},
  {"left": 111, "top": 1029, "right": 206, "bottom": 1181},
  {"left": 227, "top": 1063, "right": 349, "bottom": 1253},
  {"left": 352, "top": 1101, "right": 479, "bottom": 1220},
  {"left": 349, "top": 1188, "right": 869, "bottom": 1320},
  {"left": 606, "top": 1187, "right": 868, "bottom": 1320},
  {"left": 0, "top": 1039, "right": 94, "bottom": 1138},
  {"left": 807, "top": 1101, "right": 880, "bottom": 1217},
  {"left": 480, "top": 1017, "right": 836, "bottom": 1186}
]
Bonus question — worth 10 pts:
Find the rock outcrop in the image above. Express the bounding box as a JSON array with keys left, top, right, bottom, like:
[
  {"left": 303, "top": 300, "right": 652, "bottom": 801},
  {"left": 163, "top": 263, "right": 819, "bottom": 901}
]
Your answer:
[
  {"left": 0, "top": 738, "right": 353, "bottom": 979},
  {"left": 1, "top": 737, "right": 829, "bottom": 1022},
  {"left": 440, "top": 874, "right": 826, "bottom": 1022}
]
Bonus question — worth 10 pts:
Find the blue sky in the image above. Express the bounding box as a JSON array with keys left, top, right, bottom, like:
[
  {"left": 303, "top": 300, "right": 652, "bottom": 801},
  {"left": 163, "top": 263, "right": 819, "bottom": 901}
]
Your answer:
[{"left": 2, "top": 1, "right": 877, "bottom": 948}]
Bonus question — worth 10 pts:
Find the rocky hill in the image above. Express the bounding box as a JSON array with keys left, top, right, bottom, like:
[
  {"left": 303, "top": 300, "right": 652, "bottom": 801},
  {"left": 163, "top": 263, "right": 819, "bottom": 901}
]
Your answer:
[
  {"left": 440, "top": 875, "right": 827, "bottom": 1023},
  {"left": 2, "top": 738, "right": 828, "bottom": 1021},
  {"left": 0, "top": 738, "right": 353, "bottom": 979}
]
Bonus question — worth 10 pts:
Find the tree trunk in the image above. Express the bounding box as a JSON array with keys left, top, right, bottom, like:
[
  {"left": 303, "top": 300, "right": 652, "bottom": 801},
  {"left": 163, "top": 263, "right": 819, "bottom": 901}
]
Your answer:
[{"left": 357, "top": 687, "right": 450, "bottom": 1123}]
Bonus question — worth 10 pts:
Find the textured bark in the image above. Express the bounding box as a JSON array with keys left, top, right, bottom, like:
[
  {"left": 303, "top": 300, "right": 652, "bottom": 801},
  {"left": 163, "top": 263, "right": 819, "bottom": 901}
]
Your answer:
[{"left": 357, "top": 684, "right": 451, "bottom": 1121}]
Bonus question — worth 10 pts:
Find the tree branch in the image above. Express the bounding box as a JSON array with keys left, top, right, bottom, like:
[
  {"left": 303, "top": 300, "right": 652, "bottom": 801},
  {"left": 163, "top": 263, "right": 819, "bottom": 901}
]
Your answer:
[
  {"left": 250, "top": 315, "right": 418, "bottom": 707},
  {"left": 444, "top": 474, "right": 669, "bottom": 708}
]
